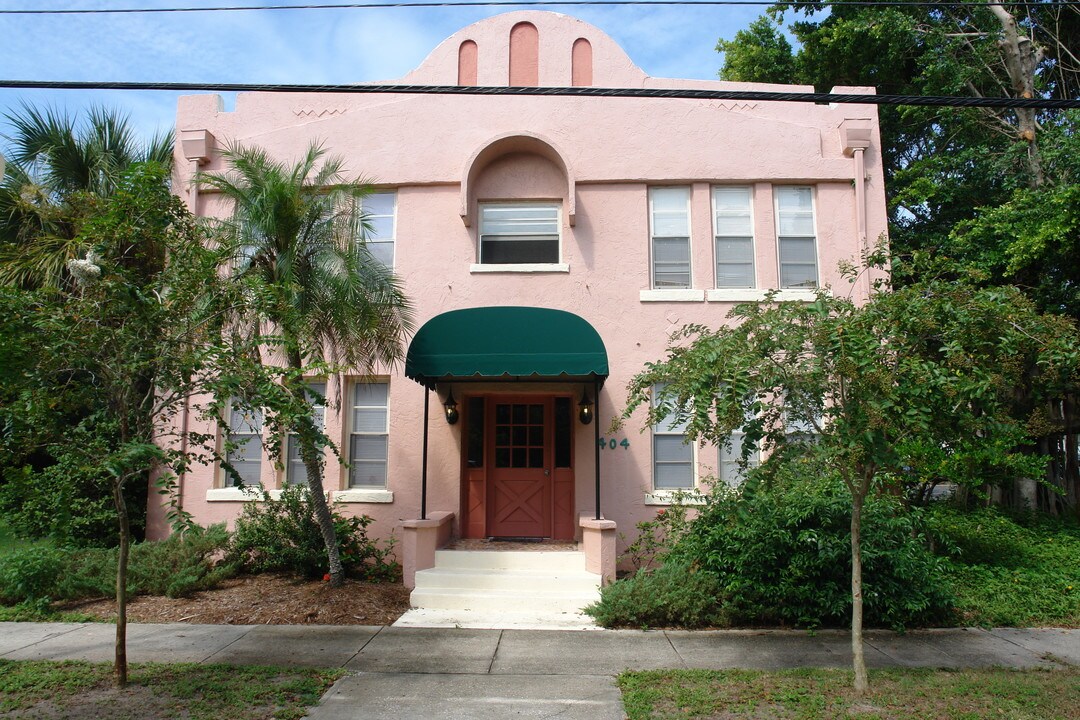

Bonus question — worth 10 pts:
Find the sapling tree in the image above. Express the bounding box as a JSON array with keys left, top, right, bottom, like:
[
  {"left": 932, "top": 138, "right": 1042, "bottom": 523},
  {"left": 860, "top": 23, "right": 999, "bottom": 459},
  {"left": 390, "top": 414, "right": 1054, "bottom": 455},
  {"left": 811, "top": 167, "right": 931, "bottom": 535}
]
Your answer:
[{"left": 624, "top": 259, "right": 1079, "bottom": 693}]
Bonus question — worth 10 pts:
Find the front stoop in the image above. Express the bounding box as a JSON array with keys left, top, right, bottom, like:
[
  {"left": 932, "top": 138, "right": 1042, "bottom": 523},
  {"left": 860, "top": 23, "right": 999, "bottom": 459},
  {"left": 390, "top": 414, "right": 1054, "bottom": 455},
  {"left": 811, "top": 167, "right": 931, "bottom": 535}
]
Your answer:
[{"left": 394, "top": 549, "right": 602, "bottom": 630}]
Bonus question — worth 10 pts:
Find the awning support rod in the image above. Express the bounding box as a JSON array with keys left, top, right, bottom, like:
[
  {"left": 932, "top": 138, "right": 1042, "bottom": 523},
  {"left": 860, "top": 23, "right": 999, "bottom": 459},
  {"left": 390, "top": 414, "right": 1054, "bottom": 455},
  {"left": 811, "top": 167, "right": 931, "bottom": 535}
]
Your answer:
[
  {"left": 594, "top": 376, "right": 601, "bottom": 521},
  {"left": 421, "top": 388, "right": 430, "bottom": 520}
]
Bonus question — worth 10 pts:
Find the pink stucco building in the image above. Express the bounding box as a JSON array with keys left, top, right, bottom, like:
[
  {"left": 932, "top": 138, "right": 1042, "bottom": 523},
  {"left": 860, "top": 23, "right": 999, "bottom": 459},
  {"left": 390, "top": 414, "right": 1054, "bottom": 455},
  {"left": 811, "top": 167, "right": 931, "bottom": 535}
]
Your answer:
[{"left": 152, "top": 11, "right": 887, "bottom": 606}]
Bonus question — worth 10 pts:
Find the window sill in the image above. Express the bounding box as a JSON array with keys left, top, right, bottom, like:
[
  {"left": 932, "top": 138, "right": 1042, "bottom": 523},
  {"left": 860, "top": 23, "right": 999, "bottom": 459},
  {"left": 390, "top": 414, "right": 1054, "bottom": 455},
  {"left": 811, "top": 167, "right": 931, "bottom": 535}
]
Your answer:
[
  {"left": 639, "top": 289, "right": 705, "bottom": 303},
  {"left": 706, "top": 289, "right": 818, "bottom": 303},
  {"left": 206, "top": 487, "right": 283, "bottom": 502},
  {"left": 644, "top": 490, "right": 707, "bottom": 506},
  {"left": 335, "top": 489, "right": 393, "bottom": 504},
  {"left": 470, "top": 263, "right": 569, "bottom": 273}
]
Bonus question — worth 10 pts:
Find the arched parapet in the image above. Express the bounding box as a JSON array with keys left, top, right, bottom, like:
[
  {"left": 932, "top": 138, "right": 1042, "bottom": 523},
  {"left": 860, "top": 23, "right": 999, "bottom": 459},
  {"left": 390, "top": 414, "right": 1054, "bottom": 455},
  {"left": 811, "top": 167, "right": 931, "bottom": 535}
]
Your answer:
[{"left": 459, "top": 132, "right": 577, "bottom": 227}]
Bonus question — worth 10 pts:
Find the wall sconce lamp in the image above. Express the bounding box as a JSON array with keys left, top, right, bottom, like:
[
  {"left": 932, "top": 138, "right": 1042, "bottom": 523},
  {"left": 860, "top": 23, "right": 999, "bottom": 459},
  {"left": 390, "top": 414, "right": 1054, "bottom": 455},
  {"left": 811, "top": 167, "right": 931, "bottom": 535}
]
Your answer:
[
  {"left": 578, "top": 389, "right": 594, "bottom": 425},
  {"left": 443, "top": 389, "right": 459, "bottom": 425}
]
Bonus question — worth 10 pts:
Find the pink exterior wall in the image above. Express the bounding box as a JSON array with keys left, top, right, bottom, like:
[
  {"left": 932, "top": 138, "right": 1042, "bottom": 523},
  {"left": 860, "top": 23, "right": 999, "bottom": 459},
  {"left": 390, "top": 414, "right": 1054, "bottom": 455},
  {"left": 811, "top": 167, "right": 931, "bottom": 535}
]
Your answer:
[{"left": 156, "top": 11, "right": 889, "bottom": 561}]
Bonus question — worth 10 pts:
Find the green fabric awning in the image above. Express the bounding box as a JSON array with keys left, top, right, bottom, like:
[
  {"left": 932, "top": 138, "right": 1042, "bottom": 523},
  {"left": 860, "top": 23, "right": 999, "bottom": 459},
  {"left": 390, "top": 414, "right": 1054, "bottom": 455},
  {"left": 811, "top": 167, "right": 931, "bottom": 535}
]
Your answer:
[{"left": 405, "top": 307, "right": 609, "bottom": 389}]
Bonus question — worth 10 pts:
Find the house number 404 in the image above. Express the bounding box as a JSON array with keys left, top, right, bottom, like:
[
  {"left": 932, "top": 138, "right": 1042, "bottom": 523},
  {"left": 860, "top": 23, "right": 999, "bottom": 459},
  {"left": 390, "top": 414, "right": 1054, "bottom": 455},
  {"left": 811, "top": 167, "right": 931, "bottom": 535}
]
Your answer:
[{"left": 597, "top": 438, "right": 630, "bottom": 450}]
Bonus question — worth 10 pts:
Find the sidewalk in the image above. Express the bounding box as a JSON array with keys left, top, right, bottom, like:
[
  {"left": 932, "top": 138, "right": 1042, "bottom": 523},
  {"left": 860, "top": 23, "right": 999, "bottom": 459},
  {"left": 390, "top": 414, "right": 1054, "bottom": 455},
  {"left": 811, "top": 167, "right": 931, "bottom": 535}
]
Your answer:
[{"left": 2, "top": 623, "right": 1076, "bottom": 719}]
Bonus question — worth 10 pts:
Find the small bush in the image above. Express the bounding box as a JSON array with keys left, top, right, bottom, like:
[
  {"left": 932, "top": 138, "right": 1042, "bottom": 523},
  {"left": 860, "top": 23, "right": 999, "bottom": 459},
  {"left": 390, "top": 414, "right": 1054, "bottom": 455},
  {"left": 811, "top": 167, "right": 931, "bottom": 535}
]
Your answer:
[
  {"left": 226, "top": 485, "right": 398, "bottom": 581},
  {"left": 0, "top": 524, "right": 234, "bottom": 604},
  {"left": 671, "top": 471, "right": 954, "bottom": 630},
  {"left": 586, "top": 557, "right": 728, "bottom": 628},
  {"left": 0, "top": 546, "right": 69, "bottom": 604}
]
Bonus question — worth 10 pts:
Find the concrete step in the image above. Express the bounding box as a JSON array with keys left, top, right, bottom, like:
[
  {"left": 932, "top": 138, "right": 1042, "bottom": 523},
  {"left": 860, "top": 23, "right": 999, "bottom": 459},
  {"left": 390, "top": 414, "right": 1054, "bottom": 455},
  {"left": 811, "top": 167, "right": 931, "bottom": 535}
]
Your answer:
[
  {"left": 432, "top": 549, "right": 587, "bottom": 572},
  {"left": 392, "top": 607, "right": 600, "bottom": 630},
  {"left": 414, "top": 567, "right": 602, "bottom": 593},
  {"left": 409, "top": 586, "right": 601, "bottom": 613}
]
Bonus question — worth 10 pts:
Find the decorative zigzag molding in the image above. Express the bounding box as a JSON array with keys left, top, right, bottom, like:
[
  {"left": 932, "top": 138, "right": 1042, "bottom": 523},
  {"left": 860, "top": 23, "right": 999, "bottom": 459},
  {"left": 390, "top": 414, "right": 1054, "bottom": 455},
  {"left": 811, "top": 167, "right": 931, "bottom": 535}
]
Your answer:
[{"left": 293, "top": 107, "right": 347, "bottom": 117}]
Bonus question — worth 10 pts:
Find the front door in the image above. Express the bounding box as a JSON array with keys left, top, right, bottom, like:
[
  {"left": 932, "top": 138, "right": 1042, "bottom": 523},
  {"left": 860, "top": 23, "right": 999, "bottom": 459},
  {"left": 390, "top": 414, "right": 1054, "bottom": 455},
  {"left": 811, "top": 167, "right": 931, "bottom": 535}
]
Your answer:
[{"left": 486, "top": 397, "right": 552, "bottom": 538}]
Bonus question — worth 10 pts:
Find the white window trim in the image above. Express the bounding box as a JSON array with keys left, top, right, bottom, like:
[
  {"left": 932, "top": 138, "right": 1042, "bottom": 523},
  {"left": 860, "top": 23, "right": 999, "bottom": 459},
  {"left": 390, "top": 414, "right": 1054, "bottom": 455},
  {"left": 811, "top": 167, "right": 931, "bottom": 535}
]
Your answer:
[
  {"left": 470, "top": 263, "right": 570, "bottom": 273},
  {"left": 706, "top": 288, "right": 818, "bottom": 303},
  {"left": 712, "top": 185, "right": 756, "bottom": 289},
  {"left": 644, "top": 489, "right": 707, "bottom": 506},
  {"left": 774, "top": 186, "right": 820, "bottom": 290},
  {"left": 362, "top": 190, "right": 396, "bottom": 270},
  {"left": 348, "top": 378, "right": 390, "bottom": 491},
  {"left": 477, "top": 201, "right": 562, "bottom": 267},
  {"left": 648, "top": 186, "right": 693, "bottom": 291},
  {"left": 207, "top": 487, "right": 284, "bottom": 502},
  {"left": 639, "top": 288, "right": 705, "bottom": 302}
]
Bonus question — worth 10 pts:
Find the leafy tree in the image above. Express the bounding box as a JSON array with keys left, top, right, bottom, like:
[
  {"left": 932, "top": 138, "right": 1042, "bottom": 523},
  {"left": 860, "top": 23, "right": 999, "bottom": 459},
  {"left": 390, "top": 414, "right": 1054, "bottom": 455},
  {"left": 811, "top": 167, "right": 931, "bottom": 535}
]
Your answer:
[
  {"left": 198, "top": 142, "right": 414, "bottom": 588},
  {"left": 623, "top": 263, "right": 1079, "bottom": 692},
  {"left": 717, "top": 16, "right": 797, "bottom": 84},
  {"left": 5, "top": 162, "right": 241, "bottom": 686},
  {"left": 0, "top": 104, "right": 172, "bottom": 290}
]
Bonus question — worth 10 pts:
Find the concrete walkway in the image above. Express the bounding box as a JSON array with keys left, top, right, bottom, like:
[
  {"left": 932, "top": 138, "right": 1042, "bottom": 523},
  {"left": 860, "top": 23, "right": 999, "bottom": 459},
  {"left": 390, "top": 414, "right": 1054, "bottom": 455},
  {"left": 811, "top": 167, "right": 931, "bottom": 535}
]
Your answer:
[{"left": 2, "top": 623, "right": 1077, "bottom": 719}]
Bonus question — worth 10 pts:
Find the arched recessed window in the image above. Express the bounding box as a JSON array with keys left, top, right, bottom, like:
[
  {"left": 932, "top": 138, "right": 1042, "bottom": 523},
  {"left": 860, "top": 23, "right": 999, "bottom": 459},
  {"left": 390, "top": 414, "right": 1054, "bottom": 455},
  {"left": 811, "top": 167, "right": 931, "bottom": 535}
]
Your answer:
[
  {"left": 572, "top": 38, "right": 593, "bottom": 87},
  {"left": 458, "top": 40, "right": 478, "bottom": 86},
  {"left": 509, "top": 22, "right": 539, "bottom": 86}
]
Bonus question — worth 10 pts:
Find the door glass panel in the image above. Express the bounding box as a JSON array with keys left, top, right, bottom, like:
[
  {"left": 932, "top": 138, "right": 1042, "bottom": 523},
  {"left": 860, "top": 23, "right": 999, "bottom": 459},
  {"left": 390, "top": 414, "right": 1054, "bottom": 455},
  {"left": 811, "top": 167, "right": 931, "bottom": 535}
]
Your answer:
[
  {"left": 466, "top": 397, "right": 484, "bottom": 468},
  {"left": 554, "top": 397, "right": 572, "bottom": 468},
  {"left": 494, "top": 402, "right": 546, "bottom": 469}
]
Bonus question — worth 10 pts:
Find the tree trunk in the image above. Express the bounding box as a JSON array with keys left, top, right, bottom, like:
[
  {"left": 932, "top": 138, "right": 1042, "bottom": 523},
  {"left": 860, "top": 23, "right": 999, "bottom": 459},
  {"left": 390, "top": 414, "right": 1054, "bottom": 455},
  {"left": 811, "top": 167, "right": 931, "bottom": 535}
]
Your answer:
[
  {"left": 850, "top": 486, "right": 869, "bottom": 695},
  {"left": 988, "top": 3, "right": 1045, "bottom": 188},
  {"left": 112, "top": 476, "right": 130, "bottom": 688},
  {"left": 284, "top": 350, "right": 344, "bottom": 588}
]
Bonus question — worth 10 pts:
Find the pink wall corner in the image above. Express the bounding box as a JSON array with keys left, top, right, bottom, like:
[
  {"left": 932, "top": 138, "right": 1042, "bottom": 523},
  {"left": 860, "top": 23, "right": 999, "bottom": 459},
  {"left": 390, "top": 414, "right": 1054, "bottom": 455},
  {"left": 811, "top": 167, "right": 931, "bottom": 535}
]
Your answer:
[{"left": 401, "top": 511, "right": 454, "bottom": 589}]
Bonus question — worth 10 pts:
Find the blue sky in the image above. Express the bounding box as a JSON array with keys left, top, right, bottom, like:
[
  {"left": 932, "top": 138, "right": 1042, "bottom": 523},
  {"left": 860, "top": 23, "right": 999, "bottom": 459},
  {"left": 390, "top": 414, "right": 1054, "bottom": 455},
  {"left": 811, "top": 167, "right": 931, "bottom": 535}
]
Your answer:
[{"left": 0, "top": 1, "right": 766, "bottom": 142}]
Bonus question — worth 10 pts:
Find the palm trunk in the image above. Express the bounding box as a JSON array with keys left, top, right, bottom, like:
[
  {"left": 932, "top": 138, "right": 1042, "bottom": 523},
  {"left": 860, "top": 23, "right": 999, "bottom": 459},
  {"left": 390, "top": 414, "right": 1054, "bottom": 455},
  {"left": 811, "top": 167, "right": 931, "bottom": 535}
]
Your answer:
[
  {"left": 851, "top": 485, "right": 868, "bottom": 695},
  {"left": 285, "top": 349, "right": 344, "bottom": 588},
  {"left": 112, "top": 475, "right": 130, "bottom": 688}
]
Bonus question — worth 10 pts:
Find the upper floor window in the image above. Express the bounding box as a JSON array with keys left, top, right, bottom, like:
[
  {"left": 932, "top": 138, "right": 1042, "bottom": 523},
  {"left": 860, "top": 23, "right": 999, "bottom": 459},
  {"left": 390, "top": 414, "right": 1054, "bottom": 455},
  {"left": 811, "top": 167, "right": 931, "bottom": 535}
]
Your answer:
[
  {"left": 285, "top": 381, "right": 327, "bottom": 486},
  {"left": 652, "top": 384, "right": 694, "bottom": 490},
  {"left": 713, "top": 186, "right": 754, "bottom": 289},
  {"left": 775, "top": 186, "right": 818, "bottom": 289},
  {"left": 362, "top": 191, "right": 396, "bottom": 269},
  {"left": 649, "top": 187, "right": 692, "bottom": 289},
  {"left": 349, "top": 381, "right": 390, "bottom": 488},
  {"left": 479, "top": 203, "right": 560, "bottom": 264},
  {"left": 223, "top": 399, "right": 262, "bottom": 487}
]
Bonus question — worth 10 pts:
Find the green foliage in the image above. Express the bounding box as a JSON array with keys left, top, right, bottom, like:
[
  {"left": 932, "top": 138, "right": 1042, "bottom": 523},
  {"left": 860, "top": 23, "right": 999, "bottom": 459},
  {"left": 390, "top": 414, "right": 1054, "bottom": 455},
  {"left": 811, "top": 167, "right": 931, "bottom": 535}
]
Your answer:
[
  {"left": 619, "top": 500, "right": 692, "bottom": 572},
  {"left": 586, "top": 557, "right": 728, "bottom": 629},
  {"left": 673, "top": 476, "right": 954, "bottom": 630},
  {"left": 929, "top": 506, "right": 1080, "bottom": 626},
  {"left": 717, "top": 16, "right": 796, "bottom": 83},
  {"left": 226, "top": 485, "right": 399, "bottom": 581},
  {"left": 0, "top": 524, "right": 234, "bottom": 604}
]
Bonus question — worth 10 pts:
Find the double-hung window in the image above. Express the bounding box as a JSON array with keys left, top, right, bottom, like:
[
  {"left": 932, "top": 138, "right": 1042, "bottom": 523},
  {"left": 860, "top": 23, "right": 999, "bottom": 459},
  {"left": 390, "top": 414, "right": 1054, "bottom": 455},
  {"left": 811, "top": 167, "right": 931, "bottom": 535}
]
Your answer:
[
  {"left": 775, "top": 186, "right": 818, "bottom": 289},
  {"left": 652, "top": 384, "right": 694, "bottom": 490},
  {"left": 649, "top": 187, "right": 691, "bottom": 289},
  {"left": 713, "top": 186, "right": 755, "bottom": 288},
  {"left": 718, "top": 431, "right": 759, "bottom": 487},
  {"left": 224, "top": 399, "right": 263, "bottom": 487},
  {"left": 284, "top": 381, "right": 327, "bottom": 486},
  {"left": 362, "top": 191, "right": 396, "bottom": 269},
  {"left": 349, "top": 381, "right": 389, "bottom": 488},
  {"left": 478, "top": 203, "right": 560, "bottom": 264}
]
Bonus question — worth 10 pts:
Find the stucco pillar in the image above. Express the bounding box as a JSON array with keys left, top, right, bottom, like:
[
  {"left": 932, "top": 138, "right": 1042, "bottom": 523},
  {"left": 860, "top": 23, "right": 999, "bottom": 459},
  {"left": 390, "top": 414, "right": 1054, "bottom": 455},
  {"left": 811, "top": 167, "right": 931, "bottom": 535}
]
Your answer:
[
  {"left": 580, "top": 515, "right": 617, "bottom": 585},
  {"left": 401, "top": 511, "right": 454, "bottom": 589}
]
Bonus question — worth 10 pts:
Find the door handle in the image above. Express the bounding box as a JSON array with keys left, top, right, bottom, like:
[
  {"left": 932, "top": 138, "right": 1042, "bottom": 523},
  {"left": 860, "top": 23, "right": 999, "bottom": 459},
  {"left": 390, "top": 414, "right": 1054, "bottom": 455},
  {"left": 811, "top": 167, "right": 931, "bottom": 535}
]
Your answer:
[{"left": 544, "top": 469, "right": 551, "bottom": 476}]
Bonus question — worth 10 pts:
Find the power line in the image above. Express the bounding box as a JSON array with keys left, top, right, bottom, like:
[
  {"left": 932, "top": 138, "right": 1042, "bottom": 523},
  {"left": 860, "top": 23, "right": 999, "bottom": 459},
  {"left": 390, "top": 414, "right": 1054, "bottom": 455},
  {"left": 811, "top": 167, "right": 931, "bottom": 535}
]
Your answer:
[
  {"left": 1, "top": 79, "right": 1077, "bottom": 108},
  {"left": 2, "top": 1, "right": 1079, "bottom": 15}
]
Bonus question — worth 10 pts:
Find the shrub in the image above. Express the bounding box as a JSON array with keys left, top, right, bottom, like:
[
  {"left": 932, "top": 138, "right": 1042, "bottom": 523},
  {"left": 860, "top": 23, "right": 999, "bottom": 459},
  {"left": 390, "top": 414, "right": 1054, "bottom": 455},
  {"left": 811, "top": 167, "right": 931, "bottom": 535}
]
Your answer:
[
  {"left": 0, "top": 546, "right": 68, "bottom": 604},
  {"left": 226, "top": 485, "right": 399, "bottom": 581},
  {"left": 928, "top": 506, "right": 1080, "bottom": 626},
  {"left": 0, "top": 524, "right": 234, "bottom": 604},
  {"left": 585, "top": 557, "right": 728, "bottom": 629},
  {"left": 670, "top": 472, "right": 954, "bottom": 630}
]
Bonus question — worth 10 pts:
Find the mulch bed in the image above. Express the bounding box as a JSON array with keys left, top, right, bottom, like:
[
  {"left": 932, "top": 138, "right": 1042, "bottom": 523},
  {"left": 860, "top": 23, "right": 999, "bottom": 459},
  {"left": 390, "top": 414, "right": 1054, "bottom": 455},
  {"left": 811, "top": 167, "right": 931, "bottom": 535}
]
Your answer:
[{"left": 56, "top": 574, "right": 412, "bottom": 626}]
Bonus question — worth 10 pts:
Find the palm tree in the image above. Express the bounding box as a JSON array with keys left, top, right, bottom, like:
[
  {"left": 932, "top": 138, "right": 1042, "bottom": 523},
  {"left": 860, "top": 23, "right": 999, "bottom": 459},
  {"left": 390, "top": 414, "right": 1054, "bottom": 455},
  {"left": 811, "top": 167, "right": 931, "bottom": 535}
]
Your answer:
[
  {"left": 200, "top": 142, "right": 413, "bottom": 587},
  {"left": 0, "top": 103, "right": 173, "bottom": 289}
]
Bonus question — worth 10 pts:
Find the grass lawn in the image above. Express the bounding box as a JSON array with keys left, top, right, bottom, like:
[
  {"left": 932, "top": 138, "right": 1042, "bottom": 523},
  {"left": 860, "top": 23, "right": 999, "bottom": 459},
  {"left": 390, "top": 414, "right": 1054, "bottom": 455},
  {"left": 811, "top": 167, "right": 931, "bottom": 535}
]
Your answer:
[
  {"left": 619, "top": 667, "right": 1080, "bottom": 719},
  {"left": 0, "top": 659, "right": 345, "bottom": 720}
]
